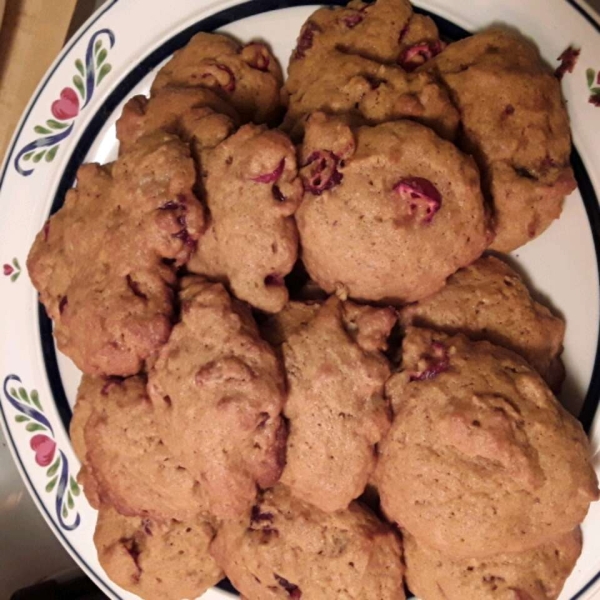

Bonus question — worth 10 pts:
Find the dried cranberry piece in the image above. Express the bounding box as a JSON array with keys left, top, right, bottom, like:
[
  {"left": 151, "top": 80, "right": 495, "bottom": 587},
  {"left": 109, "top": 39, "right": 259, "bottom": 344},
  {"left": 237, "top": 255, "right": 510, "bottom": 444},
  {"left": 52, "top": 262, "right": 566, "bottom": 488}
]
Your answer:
[
  {"left": 251, "top": 504, "right": 274, "bottom": 523},
  {"left": 43, "top": 221, "right": 51, "bottom": 241},
  {"left": 274, "top": 574, "right": 302, "bottom": 599},
  {"left": 101, "top": 376, "right": 125, "bottom": 396},
  {"left": 503, "top": 104, "right": 515, "bottom": 116},
  {"left": 301, "top": 151, "right": 343, "bottom": 195},
  {"left": 555, "top": 45, "right": 580, "bottom": 80},
  {"left": 59, "top": 296, "right": 68, "bottom": 314},
  {"left": 242, "top": 42, "right": 271, "bottom": 72},
  {"left": 159, "top": 200, "right": 182, "bottom": 211},
  {"left": 398, "top": 40, "right": 445, "bottom": 71},
  {"left": 142, "top": 519, "right": 153, "bottom": 536},
  {"left": 410, "top": 341, "right": 449, "bottom": 382},
  {"left": 342, "top": 12, "right": 363, "bottom": 28},
  {"left": 126, "top": 274, "right": 148, "bottom": 300},
  {"left": 202, "top": 63, "right": 236, "bottom": 93},
  {"left": 393, "top": 177, "right": 442, "bottom": 223},
  {"left": 251, "top": 158, "right": 285, "bottom": 183},
  {"left": 398, "top": 22, "right": 410, "bottom": 43},
  {"left": 173, "top": 228, "right": 196, "bottom": 250},
  {"left": 293, "top": 22, "right": 319, "bottom": 60}
]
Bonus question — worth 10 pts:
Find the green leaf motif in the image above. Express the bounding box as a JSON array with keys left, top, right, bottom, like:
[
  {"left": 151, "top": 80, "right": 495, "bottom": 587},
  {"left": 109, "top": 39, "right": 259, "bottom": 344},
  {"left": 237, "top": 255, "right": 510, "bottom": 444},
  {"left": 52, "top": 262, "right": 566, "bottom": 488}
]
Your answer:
[
  {"left": 97, "top": 63, "right": 112, "bottom": 85},
  {"left": 30, "top": 389, "right": 42, "bottom": 410},
  {"left": 45, "top": 146, "right": 59, "bottom": 163},
  {"left": 34, "top": 125, "right": 51, "bottom": 135},
  {"left": 10, "top": 272, "right": 20, "bottom": 282},
  {"left": 46, "top": 119, "right": 68, "bottom": 130},
  {"left": 14, "top": 415, "right": 29, "bottom": 423},
  {"left": 25, "top": 423, "right": 46, "bottom": 433},
  {"left": 75, "top": 58, "right": 85, "bottom": 77},
  {"left": 23, "top": 152, "right": 34, "bottom": 161},
  {"left": 18, "top": 387, "right": 29, "bottom": 402},
  {"left": 46, "top": 477, "right": 58, "bottom": 493},
  {"left": 67, "top": 492, "right": 74, "bottom": 509},
  {"left": 590, "top": 87, "right": 600, "bottom": 95},
  {"left": 95, "top": 40, "right": 103, "bottom": 54},
  {"left": 70, "top": 476, "right": 80, "bottom": 496},
  {"left": 12, "top": 258, "right": 20, "bottom": 269},
  {"left": 73, "top": 75, "right": 85, "bottom": 100},
  {"left": 47, "top": 457, "right": 61, "bottom": 478},
  {"left": 62, "top": 504, "right": 68, "bottom": 518},
  {"left": 9, "top": 387, "right": 17, "bottom": 399},
  {"left": 587, "top": 68, "right": 595, "bottom": 89},
  {"left": 96, "top": 48, "right": 107, "bottom": 68},
  {"left": 33, "top": 151, "right": 46, "bottom": 163}
]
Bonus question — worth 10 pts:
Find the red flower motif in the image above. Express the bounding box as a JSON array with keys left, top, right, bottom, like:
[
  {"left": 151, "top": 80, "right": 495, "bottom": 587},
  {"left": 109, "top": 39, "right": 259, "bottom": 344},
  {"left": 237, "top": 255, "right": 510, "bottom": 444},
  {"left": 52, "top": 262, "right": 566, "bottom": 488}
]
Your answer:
[
  {"left": 590, "top": 92, "right": 600, "bottom": 107},
  {"left": 555, "top": 45, "right": 580, "bottom": 80},
  {"left": 30, "top": 434, "right": 56, "bottom": 467},
  {"left": 3, "top": 264, "right": 14, "bottom": 276},
  {"left": 51, "top": 87, "right": 80, "bottom": 120}
]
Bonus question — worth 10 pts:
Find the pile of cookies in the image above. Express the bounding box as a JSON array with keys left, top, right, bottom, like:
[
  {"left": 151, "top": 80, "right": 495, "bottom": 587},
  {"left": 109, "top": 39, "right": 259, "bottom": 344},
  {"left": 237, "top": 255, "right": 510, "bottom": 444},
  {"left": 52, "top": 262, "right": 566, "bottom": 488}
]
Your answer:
[{"left": 26, "top": 0, "right": 598, "bottom": 599}]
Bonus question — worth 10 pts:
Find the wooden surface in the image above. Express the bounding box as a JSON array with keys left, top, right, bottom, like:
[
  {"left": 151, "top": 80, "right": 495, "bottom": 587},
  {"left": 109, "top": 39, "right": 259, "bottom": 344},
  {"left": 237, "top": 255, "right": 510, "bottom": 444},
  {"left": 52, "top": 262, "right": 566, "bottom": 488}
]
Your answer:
[{"left": 0, "top": 0, "right": 77, "bottom": 163}]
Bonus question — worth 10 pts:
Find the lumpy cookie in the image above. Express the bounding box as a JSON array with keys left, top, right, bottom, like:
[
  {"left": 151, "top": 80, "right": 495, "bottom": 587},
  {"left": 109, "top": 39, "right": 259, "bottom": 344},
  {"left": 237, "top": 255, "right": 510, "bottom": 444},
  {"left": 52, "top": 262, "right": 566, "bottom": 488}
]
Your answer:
[
  {"left": 94, "top": 504, "right": 222, "bottom": 600},
  {"left": 148, "top": 277, "right": 287, "bottom": 519},
  {"left": 404, "top": 529, "right": 582, "bottom": 600},
  {"left": 283, "top": 50, "right": 459, "bottom": 140},
  {"left": 187, "top": 124, "right": 303, "bottom": 313},
  {"left": 426, "top": 29, "right": 576, "bottom": 252},
  {"left": 76, "top": 375, "right": 208, "bottom": 521},
  {"left": 275, "top": 298, "right": 394, "bottom": 512},
  {"left": 211, "top": 485, "right": 405, "bottom": 600},
  {"left": 259, "top": 300, "right": 321, "bottom": 347},
  {"left": 296, "top": 112, "right": 490, "bottom": 304},
  {"left": 400, "top": 256, "right": 565, "bottom": 391},
  {"left": 27, "top": 132, "right": 204, "bottom": 376},
  {"left": 376, "top": 327, "right": 598, "bottom": 558},
  {"left": 152, "top": 32, "right": 283, "bottom": 124}
]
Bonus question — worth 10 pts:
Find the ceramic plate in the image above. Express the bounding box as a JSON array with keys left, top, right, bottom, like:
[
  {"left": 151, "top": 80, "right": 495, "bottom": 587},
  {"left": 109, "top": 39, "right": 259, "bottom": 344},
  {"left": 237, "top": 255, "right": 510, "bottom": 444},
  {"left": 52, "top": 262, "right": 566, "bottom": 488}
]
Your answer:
[{"left": 1, "top": 0, "right": 600, "bottom": 598}]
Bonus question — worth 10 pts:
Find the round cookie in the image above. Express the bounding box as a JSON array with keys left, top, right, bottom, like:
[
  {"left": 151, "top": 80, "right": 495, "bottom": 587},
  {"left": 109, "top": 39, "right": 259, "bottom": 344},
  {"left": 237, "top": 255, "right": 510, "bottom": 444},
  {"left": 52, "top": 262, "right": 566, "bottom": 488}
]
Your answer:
[
  {"left": 400, "top": 255, "right": 565, "bottom": 391},
  {"left": 187, "top": 124, "right": 304, "bottom": 313},
  {"left": 403, "top": 529, "right": 582, "bottom": 600},
  {"left": 376, "top": 327, "right": 599, "bottom": 558},
  {"left": 276, "top": 298, "right": 394, "bottom": 512},
  {"left": 210, "top": 484, "right": 405, "bottom": 600},
  {"left": 27, "top": 132, "right": 204, "bottom": 376},
  {"left": 425, "top": 28, "right": 576, "bottom": 252},
  {"left": 94, "top": 504, "right": 222, "bottom": 600},
  {"left": 148, "top": 277, "right": 287, "bottom": 519},
  {"left": 152, "top": 32, "right": 283, "bottom": 124},
  {"left": 79, "top": 375, "right": 208, "bottom": 521},
  {"left": 296, "top": 112, "right": 490, "bottom": 304}
]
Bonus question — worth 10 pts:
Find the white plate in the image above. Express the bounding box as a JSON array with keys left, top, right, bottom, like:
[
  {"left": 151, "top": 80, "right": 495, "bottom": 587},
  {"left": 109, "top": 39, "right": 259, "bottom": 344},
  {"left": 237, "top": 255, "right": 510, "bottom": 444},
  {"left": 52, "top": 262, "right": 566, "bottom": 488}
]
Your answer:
[{"left": 1, "top": 1, "right": 599, "bottom": 598}]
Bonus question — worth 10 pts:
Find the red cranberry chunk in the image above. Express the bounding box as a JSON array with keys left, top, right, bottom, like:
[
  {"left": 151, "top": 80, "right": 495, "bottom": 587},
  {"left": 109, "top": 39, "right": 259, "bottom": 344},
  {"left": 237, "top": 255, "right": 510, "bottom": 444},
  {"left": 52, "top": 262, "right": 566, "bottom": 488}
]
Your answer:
[
  {"left": 398, "top": 40, "right": 445, "bottom": 72},
  {"left": 301, "top": 151, "right": 343, "bottom": 195},
  {"left": 342, "top": 12, "right": 363, "bottom": 28},
  {"left": 410, "top": 341, "right": 449, "bottom": 381},
  {"left": 101, "top": 376, "right": 125, "bottom": 396},
  {"left": 126, "top": 274, "right": 148, "bottom": 300},
  {"left": 393, "top": 177, "right": 442, "bottom": 223},
  {"left": 251, "top": 504, "right": 274, "bottom": 523},
  {"left": 202, "top": 63, "right": 236, "bottom": 93},
  {"left": 293, "top": 22, "right": 319, "bottom": 60},
  {"left": 251, "top": 158, "right": 285, "bottom": 184},
  {"left": 274, "top": 574, "right": 302, "bottom": 599},
  {"left": 59, "top": 295, "right": 68, "bottom": 314}
]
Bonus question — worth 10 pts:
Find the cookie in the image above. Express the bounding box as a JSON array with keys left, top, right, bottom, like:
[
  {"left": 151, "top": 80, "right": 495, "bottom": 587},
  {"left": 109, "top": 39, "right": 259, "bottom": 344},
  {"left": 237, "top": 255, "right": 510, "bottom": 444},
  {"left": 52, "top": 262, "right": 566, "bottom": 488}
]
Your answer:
[
  {"left": 187, "top": 124, "right": 303, "bottom": 313},
  {"left": 400, "top": 255, "right": 565, "bottom": 391},
  {"left": 77, "top": 375, "right": 208, "bottom": 521},
  {"left": 272, "top": 298, "right": 394, "bottom": 512},
  {"left": 152, "top": 32, "right": 283, "bottom": 124},
  {"left": 94, "top": 504, "right": 222, "bottom": 600},
  {"left": 283, "top": 49, "right": 459, "bottom": 140},
  {"left": 376, "top": 327, "right": 598, "bottom": 557},
  {"left": 296, "top": 112, "right": 490, "bottom": 304},
  {"left": 404, "top": 528, "right": 582, "bottom": 600},
  {"left": 426, "top": 29, "right": 576, "bottom": 252},
  {"left": 148, "top": 277, "right": 287, "bottom": 519},
  {"left": 27, "top": 132, "right": 204, "bottom": 376},
  {"left": 259, "top": 300, "right": 321, "bottom": 347},
  {"left": 211, "top": 484, "right": 405, "bottom": 600}
]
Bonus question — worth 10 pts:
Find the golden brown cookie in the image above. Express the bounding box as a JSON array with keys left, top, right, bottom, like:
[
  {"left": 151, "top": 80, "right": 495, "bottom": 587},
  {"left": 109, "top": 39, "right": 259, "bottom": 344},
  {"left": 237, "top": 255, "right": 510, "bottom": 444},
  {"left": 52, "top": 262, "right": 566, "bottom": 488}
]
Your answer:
[
  {"left": 27, "top": 132, "right": 204, "bottom": 376},
  {"left": 404, "top": 528, "right": 582, "bottom": 600},
  {"left": 76, "top": 375, "right": 207, "bottom": 521},
  {"left": 187, "top": 124, "right": 303, "bottom": 313},
  {"left": 296, "top": 112, "right": 490, "bottom": 304},
  {"left": 376, "top": 327, "right": 598, "bottom": 558},
  {"left": 148, "top": 277, "right": 287, "bottom": 519},
  {"left": 272, "top": 298, "right": 394, "bottom": 512},
  {"left": 152, "top": 32, "right": 283, "bottom": 124},
  {"left": 426, "top": 28, "right": 576, "bottom": 252},
  {"left": 94, "top": 504, "right": 222, "bottom": 600},
  {"left": 211, "top": 484, "right": 405, "bottom": 600},
  {"left": 259, "top": 300, "right": 321, "bottom": 347},
  {"left": 400, "top": 256, "right": 565, "bottom": 391}
]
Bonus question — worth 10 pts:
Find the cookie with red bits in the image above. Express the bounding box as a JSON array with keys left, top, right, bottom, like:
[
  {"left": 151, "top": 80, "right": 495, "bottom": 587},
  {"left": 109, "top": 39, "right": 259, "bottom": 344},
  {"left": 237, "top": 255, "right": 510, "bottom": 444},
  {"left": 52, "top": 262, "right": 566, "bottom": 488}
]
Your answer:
[
  {"left": 376, "top": 327, "right": 599, "bottom": 558},
  {"left": 27, "top": 132, "right": 204, "bottom": 376},
  {"left": 295, "top": 112, "right": 490, "bottom": 304},
  {"left": 187, "top": 124, "right": 303, "bottom": 313},
  {"left": 404, "top": 528, "right": 582, "bottom": 600},
  {"left": 94, "top": 504, "right": 222, "bottom": 600},
  {"left": 152, "top": 32, "right": 283, "bottom": 124},
  {"left": 211, "top": 485, "right": 405, "bottom": 600},
  {"left": 148, "top": 277, "right": 287, "bottom": 519},
  {"left": 426, "top": 28, "right": 576, "bottom": 252},
  {"left": 400, "top": 255, "right": 566, "bottom": 391},
  {"left": 73, "top": 375, "right": 208, "bottom": 521}
]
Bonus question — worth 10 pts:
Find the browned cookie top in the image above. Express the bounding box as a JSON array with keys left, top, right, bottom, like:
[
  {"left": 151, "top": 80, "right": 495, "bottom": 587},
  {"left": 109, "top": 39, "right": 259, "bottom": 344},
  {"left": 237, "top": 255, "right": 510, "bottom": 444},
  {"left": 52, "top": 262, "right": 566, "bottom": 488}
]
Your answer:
[
  {"left": 74, "top": 375, "right": 207, "bottom": 521},
  {"left": 271, "top": 298, "right": 395, "bottom": 512},
  {"left": 376, "top": 328, "right": 598, "bottom": 558},
  {"left": 211, "top": 485, "right": 405, "bottom": 600},
  {"left": 94, "top": 504, "right": 222, "bottom": 600},
  {"left": 187, "top": 124, "right": 303, "bottom": 313},
  {"left": 27, "top": 133, "right": 204, "bottom": 376},
  {"left": 148, "top": 277, "right": 287, "bottom": 519},
  {"left": 426, "top": 28, "right": 576, "bottom": 252},
  {"left": 404, "top": 528, "right": 582, "bottom": 600},
  {"left": 400, "top": 256, "right": 566, "bottom": 391},
  {"left": 296, "top": 112, "right": 490, "bottom": 304},
  {"left": 152, "top": 32, "right": 283, "bottom": 124}
]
